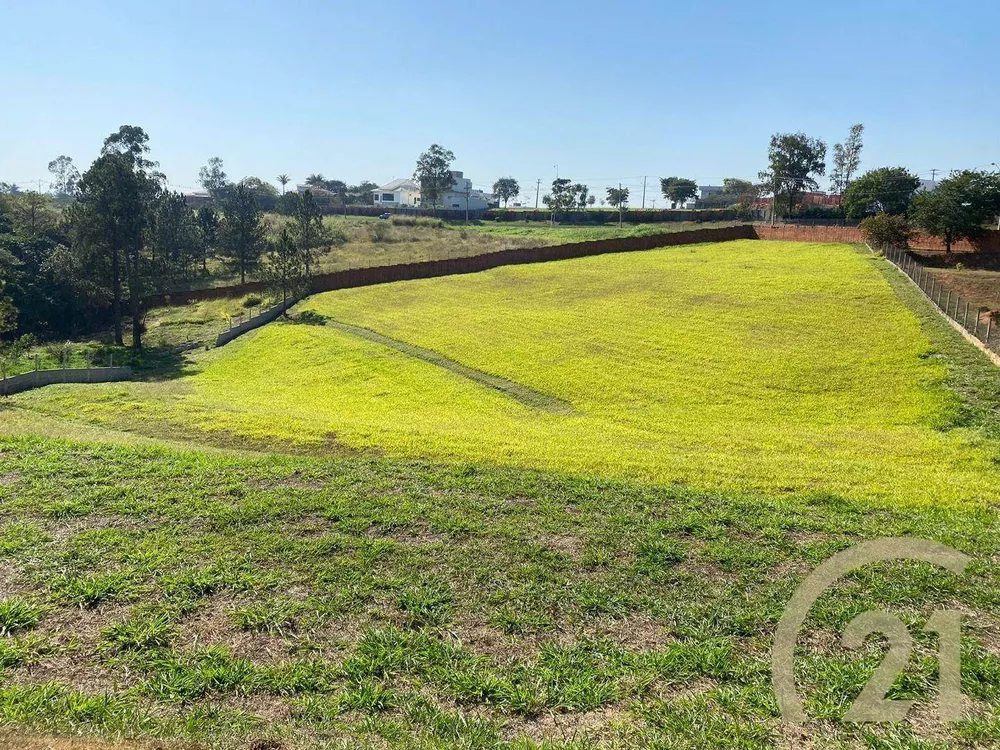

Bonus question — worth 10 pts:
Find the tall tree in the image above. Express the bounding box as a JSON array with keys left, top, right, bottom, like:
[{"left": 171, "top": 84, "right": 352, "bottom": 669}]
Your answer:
[
  {"left": 758, "top": 132, "right": 827, "bottom": 217},
  {"left": 196, "top": 206, "right": 219, "bottom": 271},
  {"left": 73, "top": 125, "right": 161, "bottom": 348},
  {"left": 47, "top": 155, "right": 80, "bottom": 200},
  {"left": 660, "top": 177, "right": 698, "bottom": 208},
  {"left": 830, "top": 124, "right": 864, "bottom": 196},
  {"left": 606, "top": 186, "right": 629, "bottom": 210},
  {"left": 277, "top": 174, "right": 290, "bottom": 195},
  {"left": 199, "top": 157, "right": 231, "bottom": 202},
  {"left": 151, "top": 191, "right": 204, "bottom": 278},
  {"left": 289, "top": 189, "right": 329, "bottom": 276},
  {"left": 722, "top": 178, "right": 760, "bottom": 219},
  {"left": 492, "top": 177, "right": 520, "bottom": 208},
  {"left": 71, "top": 128, "right": 160, "bottom": 348},
  {"left": 842, "top": 167, "right": 920, "bottom": 219},
  {"left": 304, "top": 174, "right": 327, "bottom": 189},
  {"left": 911, "top": 170, "right": 1000, "bottom": 253},
  {"left": 217, "top": 182, "right": 265, "bottom": 284},
  {"left": 574, "top": 184, "right": 589, "bottom": 211},
  {"left": 547, "top": 179, "right": 582, "bottom": 213},
  {"left": 262, "top": 228, "right": 308, "bottom": 311},
  {"left": 413, "top": 144, "right": 456, "bottom": 213}
]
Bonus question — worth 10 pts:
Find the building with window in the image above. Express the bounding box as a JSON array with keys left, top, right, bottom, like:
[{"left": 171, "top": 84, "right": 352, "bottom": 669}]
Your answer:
[{"left": 371, "top": 178, "right": 421, "bottom": 207}]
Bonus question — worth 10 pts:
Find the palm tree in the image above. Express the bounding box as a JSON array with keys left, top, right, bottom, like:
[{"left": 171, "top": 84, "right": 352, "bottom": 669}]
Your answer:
[{"left": 277, "top": 174, "right": 290, "bottom": 195}]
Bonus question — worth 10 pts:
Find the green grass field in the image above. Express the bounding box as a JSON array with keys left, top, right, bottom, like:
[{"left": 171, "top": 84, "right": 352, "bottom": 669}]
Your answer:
[
  {"left": 15, "top": 240, "right": 1000, "bottom": 506},
  {"left": 4, "top": 239, "right": 1000, "bottom": 748}
]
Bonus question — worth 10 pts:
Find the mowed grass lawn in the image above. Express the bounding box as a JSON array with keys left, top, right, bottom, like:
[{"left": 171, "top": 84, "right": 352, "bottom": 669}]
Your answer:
[{"left": 17, "top": 239, "right": 1000, "bottom": 507}]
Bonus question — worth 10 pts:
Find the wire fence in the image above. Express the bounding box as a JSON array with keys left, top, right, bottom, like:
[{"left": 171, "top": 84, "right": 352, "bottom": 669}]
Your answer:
[{"left": 881, "top": 245, "right": 998, "bottom": 355}]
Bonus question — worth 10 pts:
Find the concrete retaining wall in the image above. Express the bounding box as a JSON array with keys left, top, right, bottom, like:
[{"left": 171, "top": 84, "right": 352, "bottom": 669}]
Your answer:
[
  {"left": 215, "top": 298, "right": 297, "bottom": 347},
  {"left": 0, "top": 366, "right": 133, "bottom": 396}
]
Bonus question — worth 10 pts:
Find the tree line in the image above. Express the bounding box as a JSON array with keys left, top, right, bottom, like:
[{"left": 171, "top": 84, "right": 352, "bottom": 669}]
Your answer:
[{"left": 1, "top": 126, "right": 336, "bottom": 351}]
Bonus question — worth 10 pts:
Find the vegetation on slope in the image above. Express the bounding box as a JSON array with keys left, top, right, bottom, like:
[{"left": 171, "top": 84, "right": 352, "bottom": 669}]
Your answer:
[{"left": 14, "top": 240, "right": 1000, "bottom": 506}]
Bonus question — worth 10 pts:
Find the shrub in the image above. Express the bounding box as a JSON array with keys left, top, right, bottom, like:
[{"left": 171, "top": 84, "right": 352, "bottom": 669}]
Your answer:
[
  {"left": 391, "top": 216, "right": 444, "bottom": 229},
  {"left": 242, "top": 295, "right": 263, "bottom": 309},
  {"left": 860, "top": 213, "right": 911, "bottom": 249},
  {"left": 294, "top": 310, "right": 328, "bottom": 326},
  {"left": 367, "top": 222, "right": 396, "bottom": 243}
]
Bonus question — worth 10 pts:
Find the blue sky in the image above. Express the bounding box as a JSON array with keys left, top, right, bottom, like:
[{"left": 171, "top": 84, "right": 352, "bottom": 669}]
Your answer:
[{"left": 2, "top": 0, "right": 998, "bottom": 203}]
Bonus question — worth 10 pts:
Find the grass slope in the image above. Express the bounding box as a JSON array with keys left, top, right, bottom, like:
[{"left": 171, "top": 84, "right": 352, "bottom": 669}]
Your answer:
[{"left": 15, "top": 240, "right": 1000, "bottom": 507}]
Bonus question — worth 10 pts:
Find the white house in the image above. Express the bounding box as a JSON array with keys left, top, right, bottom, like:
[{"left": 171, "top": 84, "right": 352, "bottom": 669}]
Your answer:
[
  {"left": 432, "top": 172, "right": 490, "bottom": 211},
  {"left": 372, "top": 178, "right": 421, "bottom": 208}
]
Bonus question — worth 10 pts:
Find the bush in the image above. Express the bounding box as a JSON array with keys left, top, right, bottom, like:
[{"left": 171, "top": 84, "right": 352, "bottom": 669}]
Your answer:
[
  {"left": 391, "top": 216, "right": 444, "bottom": 229},
  {"left": 367, "top": 222, "right": 396, "bottom": 243},
  {"left": 242, "top": 295, "right": 263, "bottom": 309},
  {"left": 860, "top": 213, "right": 911, "bottom": 249}
]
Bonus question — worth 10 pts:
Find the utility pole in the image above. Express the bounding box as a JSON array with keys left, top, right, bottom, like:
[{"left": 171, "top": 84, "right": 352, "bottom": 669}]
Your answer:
[
  {"left": 930, "top": 168, "right": 939, "bottom": 182},
  {"left": 641, "top": 176, "right": 647, "bottom": 209},
  {"left": 771, "top": 175, "right": 779, "bottom": 227},
  {"left": 535, "top": 179, "right": 541, "bottom": 210}
]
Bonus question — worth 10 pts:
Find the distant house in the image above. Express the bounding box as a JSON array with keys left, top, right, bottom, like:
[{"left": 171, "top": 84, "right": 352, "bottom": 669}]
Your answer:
[
  {"left": 295, "top": 185, "right": 341, "bottom": 207},
  {"left": 372, "top": 179, "right": 421, "bottom": 208},
  {"left": 182, "top": 191, "right": 213, "bottom": 209},
  {"left": 431, "top": 172, "right": 490, "bottom": 211}
]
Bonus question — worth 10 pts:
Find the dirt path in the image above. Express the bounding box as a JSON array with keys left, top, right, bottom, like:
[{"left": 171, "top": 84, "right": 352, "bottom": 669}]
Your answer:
[{"left": 326, "top": 319, "right": 575, "bottom": 414}]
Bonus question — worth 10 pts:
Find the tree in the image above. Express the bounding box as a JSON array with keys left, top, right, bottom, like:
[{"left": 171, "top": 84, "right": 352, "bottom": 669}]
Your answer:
[
  {"left": 860, "top": 213, "right": 911, "bottom": 249},
  {"left": 47, "top": 155, "right": 80, "bottom": 200},
  {"left": 660, "top": 177, "right": 698, "bottom": 209},
  {"left": 71, "top": 127, "right": 160, "bottom": 348},
  {"left": 346, "top": 181, "right": 378, "bottom": 206},
  {"left": 413, "top": 144, "right": 455, "bottom": 212},
  {"left": 758, "top": 132, "right": 826, "bottom": 217},
  {"left": 547, "top": 179, "right": 582, "bottom": 214},
  {"left": 574, "top": 184, "right": 589, "bottom": 211},
  {"left": 842, "top": 167, "right": 921, "bottom": 220},
  {"left": 289, "top": 189, "right": 330, "bottom": 276},
  {"left": 305, "top": 174, "right": 327, "bottom": 189},
  {"left": 587, "top": 195, "right": 596, "bottom": 208},
  {"left": 829, "top": 124, "right": 864, "bottom": 196},
  {"left": 196, "top": 207, "right": 219, "bottom": 271},
  {"left": 262, "top": 228, "right": 308, "bottom": 310},
  {"left": 277, "top": 174, "right": 290, "bottom": 195},
  {"left": 217, "top": 182, "right": 265, "bottom": 284},
  {"left": 492, "top": 177, "right": 520, "bottom": 208},
  {"left": 72, "top": 125, "right": 162, "bottom": 349},
  {"left": 606, "top": 186, "right": 629, "bottom": 210},
  {"left": 151, "top": 191, "right": 204, "bottom": 278},
  {"left": 720, "top": 178, "right": 760, "bottom": 218},
  {"left": 199, "top": 157, "right": 231, "bottom": 202},
  {"left": 240, "top": 176, "right": 279, "bottom": 211},
  {"left": 911, "top": 170, "right": 1000, "bottom": 253}
]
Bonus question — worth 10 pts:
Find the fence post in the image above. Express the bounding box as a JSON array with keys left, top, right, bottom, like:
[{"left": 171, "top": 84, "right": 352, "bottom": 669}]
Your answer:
[
  {"left": 974, "top": 311, "right": 980, "bottom": 338},
  {"left": 964, "top": 301, "right": 970, "bottom": 328},
  {"left": 987, "top": 317, "right": 993, "bottom": 346},
  {"left": 946, "top": 290, "right": 951, "bottom": 315},
  {"left": 34, "top": 355, "right": 40, "bottom": 372}
]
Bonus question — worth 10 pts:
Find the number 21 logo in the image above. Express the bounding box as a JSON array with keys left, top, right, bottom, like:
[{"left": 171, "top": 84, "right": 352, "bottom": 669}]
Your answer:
[{"left": 772, "top": 538, "right": 970, "bottom": 723}]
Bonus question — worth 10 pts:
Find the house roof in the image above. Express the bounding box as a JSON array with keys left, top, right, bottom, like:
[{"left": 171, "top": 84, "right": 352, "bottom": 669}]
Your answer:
[{"left": 374, "top": 178, "right": 420, "bottom": 193}]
